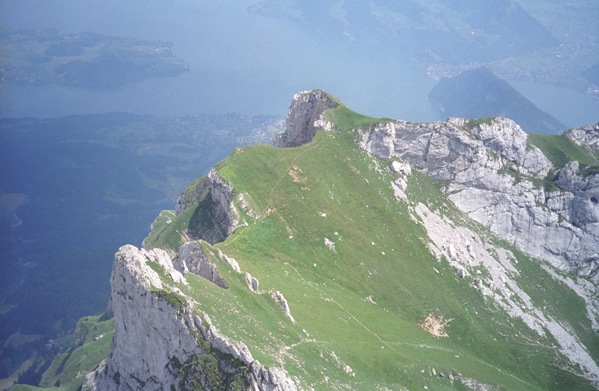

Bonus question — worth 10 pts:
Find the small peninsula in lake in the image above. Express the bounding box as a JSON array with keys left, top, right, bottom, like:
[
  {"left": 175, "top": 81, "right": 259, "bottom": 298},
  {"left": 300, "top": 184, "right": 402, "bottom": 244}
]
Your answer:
[{"left": 0, "top": 29, "right": 189, "bottom": 89}]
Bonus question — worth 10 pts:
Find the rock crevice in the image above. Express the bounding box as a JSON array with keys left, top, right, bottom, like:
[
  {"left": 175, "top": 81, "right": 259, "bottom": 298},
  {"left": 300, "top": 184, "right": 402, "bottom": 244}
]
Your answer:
[{"left": 186, "top": 169, "right": 239, "bottom": 245}]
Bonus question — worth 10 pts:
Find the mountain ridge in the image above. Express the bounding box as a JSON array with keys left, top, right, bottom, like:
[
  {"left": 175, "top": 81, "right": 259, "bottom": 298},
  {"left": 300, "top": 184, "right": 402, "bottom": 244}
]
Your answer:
[{"left": 27, "top": 90, "right": 599, "bottom": 390}]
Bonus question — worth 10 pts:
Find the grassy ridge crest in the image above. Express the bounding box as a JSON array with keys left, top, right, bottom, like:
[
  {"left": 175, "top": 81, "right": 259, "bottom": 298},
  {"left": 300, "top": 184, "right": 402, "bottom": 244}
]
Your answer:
[
  {"left": 175, "top": 122, "right": 596, "bottom": 389},
  {"left": 28, "top": 98, "right": 598, "bottom": 390},
  {"left": 138, "top": 100, "right": 597, "bottom": 389}
]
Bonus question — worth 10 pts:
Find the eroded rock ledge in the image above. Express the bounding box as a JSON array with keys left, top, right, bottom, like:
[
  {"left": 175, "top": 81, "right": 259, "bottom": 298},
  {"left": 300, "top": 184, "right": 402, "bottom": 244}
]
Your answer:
[
  {"left": 566, "top": 123, "right": 599, "bottom": 154},
  {"left": 83, "top": 245, "right": 298, "bottom": 391}
]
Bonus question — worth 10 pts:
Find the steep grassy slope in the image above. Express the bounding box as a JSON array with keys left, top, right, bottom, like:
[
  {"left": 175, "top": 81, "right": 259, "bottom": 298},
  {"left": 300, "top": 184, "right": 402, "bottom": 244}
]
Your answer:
[
  {"left": 10, "top": 315, "right": 113, "bottom": 391},
  {"left": 26, "top": 97, "right": 598, "bottom": 390},
  {"left": 146, "top": 117, "right": 597, "bottom": 389},
  {"left": 528, "top": 133, "right": 599, "bottom": 168},
  {"left": 0, "top": 113, "right": 281, "bottom": 387}
]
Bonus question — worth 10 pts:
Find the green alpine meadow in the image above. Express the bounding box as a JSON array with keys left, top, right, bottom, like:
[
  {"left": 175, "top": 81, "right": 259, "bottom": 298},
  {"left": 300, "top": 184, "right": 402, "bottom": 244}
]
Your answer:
[{"left": 24, "top": 91, "right": 599, "bottom": 390}]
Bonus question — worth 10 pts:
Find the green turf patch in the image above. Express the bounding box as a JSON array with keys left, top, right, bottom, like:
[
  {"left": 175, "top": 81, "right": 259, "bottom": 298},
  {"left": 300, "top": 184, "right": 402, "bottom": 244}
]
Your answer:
[
  {"left": 528, "top": 133, "right": 599, "bottom": 168},
  {"left": 153, "top": 123, "right": 599, "bottom": 390}
]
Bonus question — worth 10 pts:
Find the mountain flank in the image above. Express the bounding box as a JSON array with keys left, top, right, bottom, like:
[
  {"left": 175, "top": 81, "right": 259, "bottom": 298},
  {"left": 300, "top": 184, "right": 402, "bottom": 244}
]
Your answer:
[
  {"left": 21, "top": 90, "right": 599, "bottom": 390},
  {"left": 429, "top": 67, "right": 567, "bottom": 134}
]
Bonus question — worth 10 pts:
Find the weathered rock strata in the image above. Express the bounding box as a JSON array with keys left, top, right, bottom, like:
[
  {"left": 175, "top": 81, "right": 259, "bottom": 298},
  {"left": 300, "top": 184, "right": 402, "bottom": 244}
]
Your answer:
[
  {"left": 566, "top": 123, "right": 599, "bottom": 154},
  {"left": 175, "top": 241, "right": 228, "bottom": 288},
  {"left": 357, "top": 117, "right": 599, "bottom": 278},
  {"left": 269, "top": 290, "right": 295, "bottom": 323},
  {"left": 83, "top": 245, "right": 298, "bottom": 391},
  {"left": 83, "top": 245, "right": 199, "bottom": 391}
]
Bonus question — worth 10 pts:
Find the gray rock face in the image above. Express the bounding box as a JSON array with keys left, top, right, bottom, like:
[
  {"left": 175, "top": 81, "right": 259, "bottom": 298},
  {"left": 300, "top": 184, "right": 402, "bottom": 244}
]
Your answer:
[
  {"left": 187, "top": 169, "right": 239, "bottom": 245},
  {"left": 83, "top": 245, "right": 298, "bottom": 391},
  {"left": 270, "top": 290, "right": 295, "bottom": 323},
  {"left": 175, "top": 241, "right": 228, "bottom": 288},
  {"left": 566, "top": 123, "right": 599, "bottom": 154},
  {"left": 550, "top": 161, "right": 599, "bottom": 277},
  {"left": 358, "top": 117, "right": 599, "bottom": 277},
  {"left": 248, "top": 362, "right": 299, "bottom": 391},
  {"left": 273, "top": 89, "right": 338, "bottom": 148},
  {"left": 82, "top": 245, "right": 200, "bottom": 391},
  {"left": 245, "top": 272, "right": 260, "bottom": 293}
]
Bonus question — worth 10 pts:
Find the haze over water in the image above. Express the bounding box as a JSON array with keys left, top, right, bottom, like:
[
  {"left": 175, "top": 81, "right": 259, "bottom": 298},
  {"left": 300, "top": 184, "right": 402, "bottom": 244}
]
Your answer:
[
  {"left": 1, "top": 0, "right": 596, "bottom": 127},
  {"left": 0, "top": 0, "right": 434, "bottom": 121}
]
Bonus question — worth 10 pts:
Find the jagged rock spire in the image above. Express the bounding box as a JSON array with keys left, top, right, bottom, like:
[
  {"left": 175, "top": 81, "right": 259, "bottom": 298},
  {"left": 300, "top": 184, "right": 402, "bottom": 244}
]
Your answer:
[{"left": 273, "top": 89, "right": 338, "bottom": 148}]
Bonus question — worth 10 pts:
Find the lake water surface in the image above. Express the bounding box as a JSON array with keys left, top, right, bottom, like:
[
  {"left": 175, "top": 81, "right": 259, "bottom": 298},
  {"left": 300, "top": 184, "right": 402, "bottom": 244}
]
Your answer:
[{"left": 2, "top": 0, "right": 596, "bottom": 127}]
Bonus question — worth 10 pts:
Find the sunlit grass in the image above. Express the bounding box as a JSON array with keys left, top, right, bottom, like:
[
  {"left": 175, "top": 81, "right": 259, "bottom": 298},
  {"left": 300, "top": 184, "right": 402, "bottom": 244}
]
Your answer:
[{"left": 155, "top": 121, "right": 597, "bottom": 389}]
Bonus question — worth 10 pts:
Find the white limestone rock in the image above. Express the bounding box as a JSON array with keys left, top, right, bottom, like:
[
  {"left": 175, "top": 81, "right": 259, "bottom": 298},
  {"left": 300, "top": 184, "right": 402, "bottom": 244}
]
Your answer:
[
  {"left": 470, "top": 118, "right": 552, "bottom": 177},
  {"left": 389, "top": 160, "right": 412, "bottom": 202},
  {"left": 324, "top": 237, "right": 336, "bottom": 252},
  {"left": 358, "top": 117, "right": 599, "bottom": 278},
  {"left": 389, "top": 160, "right": 411, "bottom": 176},
  {"left": 566, "top": 123, "right": 599, "bottom": 153},
  {"left": 245, "top": 272, "right": 260, "bottom": 293},
  {"left": 270, "top": 290, "right": 295, "bottom": 323},
  {"left": 83, "top": 245, "right": 299, "bottom": 391},
  {"left": 249, "top": 361, "right": 299, "bottom": 391},
  {"left": 176, "top": 241, "right": 228, "bottom": 288},
  {"left": 83, "top": 245, "right": 202, "bottom": 391},
  {"left": 273, "top": 89, "right": 339, "bottom": 148},
  {"left": 218, "top": 249, "right": 241, "bottom": 273}
]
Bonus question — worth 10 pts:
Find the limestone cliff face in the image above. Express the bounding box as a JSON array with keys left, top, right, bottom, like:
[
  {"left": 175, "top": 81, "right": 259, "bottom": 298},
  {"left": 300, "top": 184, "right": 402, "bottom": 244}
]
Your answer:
[
  {"left": 357, "top": 117, "right": 599, "bottom": 279},
  {"left": 186, "top": 169, "right": 239, "bottom": 245},
  {"left": 83, "top": 245, "right": 298, "bottom": 391},
  {"left": 83, "top": 246, "right": 197, "bottom": 390},
  {"left": 273, "top": 89, "right": 338, "bottom": 148}
]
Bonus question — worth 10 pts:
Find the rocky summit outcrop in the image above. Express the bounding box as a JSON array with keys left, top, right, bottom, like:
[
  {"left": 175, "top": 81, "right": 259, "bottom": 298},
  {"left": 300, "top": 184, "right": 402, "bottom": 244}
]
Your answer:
[
  {"left": 357, "top": 117, "right": 599, "bottom": 279},
  {"left": 83, "top": 244, "right": 298, "bottom": 391},
  {"left": 271, "top": 88, "right": 599, "bottom": 280},
  {"left": 273, "top": 89, "right": 338, "bottom": 148},
  {"left": 83, "top": 245, "right": 194, "bottom": 391},
  {"left": 566, "top": 123, "right": 599, "bottom": 154}
]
